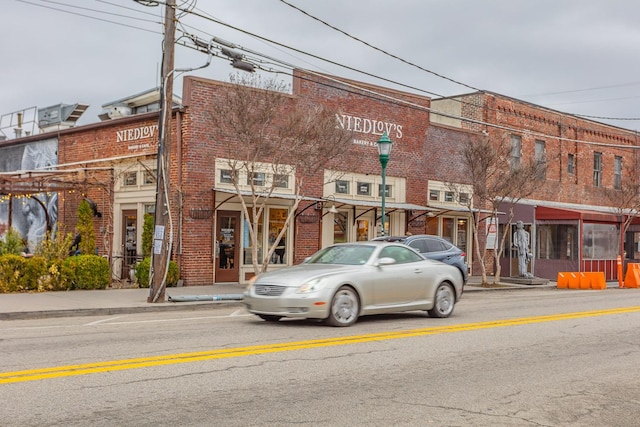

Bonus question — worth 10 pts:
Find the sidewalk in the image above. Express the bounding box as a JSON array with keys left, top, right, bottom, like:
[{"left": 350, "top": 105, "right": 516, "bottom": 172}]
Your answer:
[{"left": 0, "top": 278, "right": 557, "bottom": 321}]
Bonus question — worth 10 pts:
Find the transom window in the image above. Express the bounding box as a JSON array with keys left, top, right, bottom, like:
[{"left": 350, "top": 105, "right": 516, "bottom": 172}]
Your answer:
[
  {"left": 378, "top": 184, "right": 392, "bottom": 197},
  {"left": 274, "top": 174, "right": 289, "bottom": 189},
  {"left": 123, "top": 171, "right": 137, "bottom": 186},
  {"left": 335, "top": 180, "right": 350, "bottom": 194},
  {"left": 357, "top": 182, "right": 371, "bottom": 196},
  {"left": 247, "top": 172, "right": 266, "bottom": 186},
  {"left": 220, "top": 169, "right": 234, "bottom": 184},
  {"left": 143, "top": 169, "right": 156, "bottom": 185}
]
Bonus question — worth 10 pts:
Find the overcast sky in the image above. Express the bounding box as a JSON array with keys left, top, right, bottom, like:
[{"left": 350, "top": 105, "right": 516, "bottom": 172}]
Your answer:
[{"left": 3, "top": 0, "right": 640, "bottom": 137}]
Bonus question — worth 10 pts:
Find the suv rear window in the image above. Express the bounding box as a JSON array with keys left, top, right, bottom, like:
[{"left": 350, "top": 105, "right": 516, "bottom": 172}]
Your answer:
[{"left": 425, "top": 239, "right": 448, "bottom": 252}]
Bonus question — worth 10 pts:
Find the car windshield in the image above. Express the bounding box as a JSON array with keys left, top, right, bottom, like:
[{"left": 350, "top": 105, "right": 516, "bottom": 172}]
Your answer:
[{"left": 306, "top": 245, "right": 375, "bottom": 265}]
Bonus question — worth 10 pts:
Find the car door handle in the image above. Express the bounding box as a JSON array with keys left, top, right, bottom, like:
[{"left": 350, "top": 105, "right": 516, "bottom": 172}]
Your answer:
[{"left": 414, "top": 269, "right": 423, "bottom": 274}]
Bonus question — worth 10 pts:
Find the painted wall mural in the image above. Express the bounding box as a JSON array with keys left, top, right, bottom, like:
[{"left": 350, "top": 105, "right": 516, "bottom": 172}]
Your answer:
[{"left": 0, "top": 138, "right": 58, "bottom": 251}]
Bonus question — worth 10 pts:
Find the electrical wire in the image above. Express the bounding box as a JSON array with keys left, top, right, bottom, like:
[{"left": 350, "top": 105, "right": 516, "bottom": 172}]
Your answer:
[
  {"left": 13, "top": 0, "right": 640, "bottom": 143},
  {"left": 15, "top": 0, "right": 162, "bottom": 33},
  {"left": 278, "top": 0, "right": 481, "bottom": 94}
]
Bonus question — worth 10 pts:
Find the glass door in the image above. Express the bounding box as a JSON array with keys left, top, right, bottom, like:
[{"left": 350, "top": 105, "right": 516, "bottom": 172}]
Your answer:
[
  {"left": 216, "top": 211, "right": 240, "bottom": 283},
  {"left": 122, "top": 210, "right": 137, "bottom": 281}
]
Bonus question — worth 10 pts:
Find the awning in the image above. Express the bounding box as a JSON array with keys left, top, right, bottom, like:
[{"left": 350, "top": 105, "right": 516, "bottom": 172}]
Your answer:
[
  {"left": 536, "top": 206, "right": 620, "bottom": 222},
  {"left": 329, "top": 197, "right": 436, "bottom": 213},
  {"left": 213, "top": 187, "right": 324, "bottom": 209},
  {"left": 213, "top": 189, "right": 435, "bottom": 212}
]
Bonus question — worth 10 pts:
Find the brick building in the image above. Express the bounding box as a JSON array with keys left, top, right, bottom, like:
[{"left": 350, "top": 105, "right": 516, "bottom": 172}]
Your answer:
[
  {"left": 2, "top": 73, "right": 637, "bottom": 285},
  {"left": 0, "top": 70, "right": 480, "bottom": 286},
  {"left": 432, "top": 91, "right": 640, "bottom": 280}
]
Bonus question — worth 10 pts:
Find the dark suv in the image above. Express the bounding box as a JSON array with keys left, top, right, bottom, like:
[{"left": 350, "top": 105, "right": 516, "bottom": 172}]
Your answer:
[{"left": 373, "top": 234, "right": 468, "bottom": 283}]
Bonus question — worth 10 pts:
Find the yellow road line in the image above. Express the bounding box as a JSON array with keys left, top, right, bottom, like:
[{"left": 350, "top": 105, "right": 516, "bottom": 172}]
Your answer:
[{"left": 2, "top": 306, "right": 639, "bottom": 384}]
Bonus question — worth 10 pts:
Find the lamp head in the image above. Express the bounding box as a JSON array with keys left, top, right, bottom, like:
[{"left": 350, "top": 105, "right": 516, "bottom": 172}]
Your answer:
[{"left": 377, "top": 132, "right": 393, "bottom": 156}]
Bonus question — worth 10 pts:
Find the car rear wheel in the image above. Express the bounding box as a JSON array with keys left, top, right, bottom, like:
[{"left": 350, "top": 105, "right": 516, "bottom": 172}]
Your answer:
[
  {"left": 427, "top": 282, "right": 455, "bottom": 318},
  {"left": 325, "top": 286, "right": 359, "bottom": 327},
  {"left": 257, "top": 314, "right": 282, "bottom": 322}
]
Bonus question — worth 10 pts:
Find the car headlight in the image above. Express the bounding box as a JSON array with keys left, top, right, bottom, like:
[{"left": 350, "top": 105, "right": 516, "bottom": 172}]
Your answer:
[
  {"left": 296, "top": 277, "right": 325, "bottom": 294},
  {"left": 247, "top": 275, "right": 259, "bottom": 291}
]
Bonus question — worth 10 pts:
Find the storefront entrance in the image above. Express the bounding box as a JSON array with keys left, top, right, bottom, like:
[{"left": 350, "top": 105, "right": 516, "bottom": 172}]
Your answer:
[
  {"left": 121, "top": 210, "right": 138, "bottom": 281},
  {"left": 216, "top": 211, "right": 240, "bottom": 282}
]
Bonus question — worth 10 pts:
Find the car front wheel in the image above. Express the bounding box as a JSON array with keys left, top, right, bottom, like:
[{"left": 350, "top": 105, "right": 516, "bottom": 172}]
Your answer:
[
  {"left": 325, "top": 286, "right": 359, "bottom": 327},
  {"left": 427, "top": 282, "right": 455, "bottom": 318}
]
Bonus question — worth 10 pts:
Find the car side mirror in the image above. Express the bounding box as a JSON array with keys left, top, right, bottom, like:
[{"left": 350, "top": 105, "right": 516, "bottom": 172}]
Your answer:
[{"left": 376, "top": 257, "right": 396, "bottom": 266}]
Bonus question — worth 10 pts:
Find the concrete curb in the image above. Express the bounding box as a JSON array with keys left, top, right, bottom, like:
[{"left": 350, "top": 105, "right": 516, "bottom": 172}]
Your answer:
[{"left": 0, "top": 300, "right": 246, "bottom": 321}]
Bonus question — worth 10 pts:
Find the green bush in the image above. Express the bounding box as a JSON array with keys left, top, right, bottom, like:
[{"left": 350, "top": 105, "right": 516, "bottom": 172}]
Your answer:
[
  {"left": 0, "top": 254, "right": 27, "bottom": 292},
  {"left": 142, "top": 213, "right": 154, "bottom": 257},
  {"left": 39, "top": 259, "right": 68, "bottom": 291},
  {"left": 135, "top": 257, "right": 179, "bottom": 288},
  {"left": 35, "top": 230, "right": 74, "bottom": 262},
  {"left": 62, "top": 255, "right": 110, "bottom": 290},
  {"left": 22, "top": 256, "right": 48, "bottom": 292},
  {"left": 0, "top": 228, "right": 25, "bottom": 256}
]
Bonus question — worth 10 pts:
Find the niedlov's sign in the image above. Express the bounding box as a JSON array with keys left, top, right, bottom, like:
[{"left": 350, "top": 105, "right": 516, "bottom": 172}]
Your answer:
[
  {"left": 336, "top": 114, "right": 403, "bottom": 147},
  {"left": 116, "top": 125, "right": 158, "bottom": 150}
]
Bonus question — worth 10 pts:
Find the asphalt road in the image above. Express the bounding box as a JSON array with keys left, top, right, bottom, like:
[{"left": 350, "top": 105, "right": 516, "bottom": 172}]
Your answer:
[{"left": 2, "top": 287, "right": 640, "bottom": 426}]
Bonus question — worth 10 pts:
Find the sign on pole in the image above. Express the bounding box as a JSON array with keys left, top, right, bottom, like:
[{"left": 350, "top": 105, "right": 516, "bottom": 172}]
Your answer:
[{"left": 485, "top": 217, "right": 498, "bottom": 250}]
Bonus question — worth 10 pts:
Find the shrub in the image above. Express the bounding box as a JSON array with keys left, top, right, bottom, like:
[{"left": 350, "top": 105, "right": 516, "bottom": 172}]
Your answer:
[
  {"left": 22, "top": 256, "right": 48, "bottom": 291},
  {"left": 142, "top": 213, "right": 154, "bottom": 257},
  {"left": 62, "top": 255, "right": 109, "bottom": 290},
  {"left": 35, "top": 230, "right": 74, "bottom": 262},
  {"left": 0, "top": 254, "right": 27, "bottom": 293},
  {"left": 77, "top": 199, "right": 96, "bottom": 255},
  {"left": 40, "top": 259, "right": 69, "bottom": 291},
  {"left": 135, "top": 257, "right": 179, "bottom": 288},
  {"left": 0, "top": 228, "right": 25, "bottom": 256}
]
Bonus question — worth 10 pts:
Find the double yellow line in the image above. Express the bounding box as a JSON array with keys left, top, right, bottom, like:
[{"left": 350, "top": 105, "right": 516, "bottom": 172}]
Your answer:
[{"left": 3, "top": 306, "right": 639, "bottom": 384}]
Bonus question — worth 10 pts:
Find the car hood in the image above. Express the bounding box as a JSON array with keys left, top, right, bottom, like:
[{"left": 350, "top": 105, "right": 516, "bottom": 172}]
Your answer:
[{"left": 255, "top": 264, "right": 360, "bottom": 286}]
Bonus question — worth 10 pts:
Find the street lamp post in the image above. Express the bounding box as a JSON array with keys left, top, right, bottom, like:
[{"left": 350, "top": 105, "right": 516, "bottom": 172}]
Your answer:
[{"left": 377, "top": 132, "right": 393, "bottom": 236}]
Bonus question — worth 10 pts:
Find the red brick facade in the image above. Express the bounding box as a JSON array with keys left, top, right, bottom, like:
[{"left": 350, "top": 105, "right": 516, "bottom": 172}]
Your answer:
[{"left": 5, "top": 73, "right": 639, "bottom": 285}]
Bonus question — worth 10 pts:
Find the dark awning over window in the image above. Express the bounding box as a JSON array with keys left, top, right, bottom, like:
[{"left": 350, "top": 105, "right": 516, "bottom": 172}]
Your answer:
[{"left": 536, "top": 206, "right": 619, "bottom": 223}]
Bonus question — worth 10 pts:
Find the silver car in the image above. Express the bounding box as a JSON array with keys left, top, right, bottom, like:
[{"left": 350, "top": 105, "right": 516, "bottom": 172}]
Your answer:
[{"left": 243, "top": 241, "right": 464, "bottom": 327}]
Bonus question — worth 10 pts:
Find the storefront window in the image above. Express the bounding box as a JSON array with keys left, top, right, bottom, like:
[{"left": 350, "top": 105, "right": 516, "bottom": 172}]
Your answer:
[
  {"left": 268, "top": 208, "right": 287, "bottom": 264},
  {"left": 334, "top": 212, "right": 347, "bottom": 243},
  {"left": 442, "top": 218, "right": 454, "bottom": 242},
  {"left": 624, "top": 230, "right": 640, "bottom": 261},
  {"left": 582, "top": 223, "right": 619, "bottom": 260},
  {"left": 537, "top": 223, "right": 578, "bottom": 260},
  {"left": 457, "top": 219, "right": 468, "bottom": 258},
  {"left": 356, "top": 219, "right": 369, "bottom": 241}
]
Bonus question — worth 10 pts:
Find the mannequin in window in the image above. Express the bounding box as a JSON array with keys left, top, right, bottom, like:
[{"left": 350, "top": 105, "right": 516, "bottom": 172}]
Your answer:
[
  {"left": 513, "top": 221, "right": 533, "bottom": 277},
  {"left": 274, "top": 235, "right": 286, "bottom": 264}
]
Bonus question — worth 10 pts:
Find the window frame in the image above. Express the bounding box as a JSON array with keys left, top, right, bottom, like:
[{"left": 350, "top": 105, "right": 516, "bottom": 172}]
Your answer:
[
  {"left": 593, "top": 152, "right": 603, "bottom": 187},
  {"left": 614, "top": 156, "right": 622, "bottom": 190}
]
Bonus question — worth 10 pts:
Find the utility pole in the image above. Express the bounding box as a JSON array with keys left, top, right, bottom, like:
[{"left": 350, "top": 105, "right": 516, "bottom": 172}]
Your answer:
[{"left": 148, "top": 0, "right": 176, "bottom": 303}]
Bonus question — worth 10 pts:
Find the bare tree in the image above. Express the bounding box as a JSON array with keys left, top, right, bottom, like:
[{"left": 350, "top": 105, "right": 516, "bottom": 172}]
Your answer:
[
  {"left": 209, "top": 74, "right": 353, "bottom": 274},
  {"left": 449, "top": 133, "right": 547, "bottom": 285}
]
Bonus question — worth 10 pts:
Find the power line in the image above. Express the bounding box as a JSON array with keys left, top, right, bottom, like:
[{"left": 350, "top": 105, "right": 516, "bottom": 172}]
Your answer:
[
  {"left": 13, "top": 0, "right": 640, "bottom": 144},
  {"left": 276, "top": 0, "right": 640, "bottom": 123},
  {"left": 278, "top": 0, "right": 481, "bottom": 94},
  {"left": 16, "top": 0, "right": 162, "bottom": 33}
]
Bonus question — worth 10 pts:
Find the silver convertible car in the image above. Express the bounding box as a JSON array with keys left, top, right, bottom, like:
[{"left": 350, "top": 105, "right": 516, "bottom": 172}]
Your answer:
[{"left": 243, "top": 241, "right": 464, "bottom": 327}]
